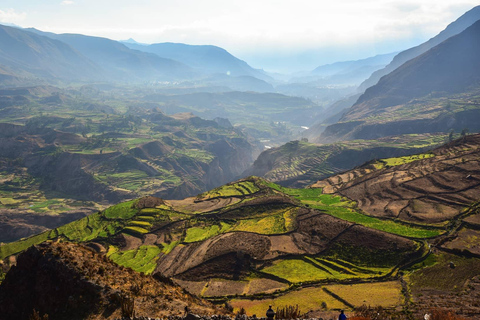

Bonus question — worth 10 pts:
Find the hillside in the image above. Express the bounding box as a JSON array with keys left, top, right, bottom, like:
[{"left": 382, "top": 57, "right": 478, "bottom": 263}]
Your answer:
[
  {"left": 0, "top": 241, "right": 221, "bottom": 320},
  {"left": 141, "top": 90, "right": 322, "bottom": 145},
  {"left": 25, "top": 29, "right": 196, "bottom": 82},
  {"left": 123, "top": 42, "right": 272, "bottom": 82},
  {"left": 358, "top": 5, "right": 480, "bottom": 92},
  {"left": 320, "top": 19, "right": 480, "bottom": 142},
  {"left": 0, "top": 85, "right": 259, "bottom": 243},
  {"left": 1, "top": 130, "right": 480, "bottom": 316},
  {"left": 289, "top": 52, "right": 396, "bottom": 87},
  {"left": 244, "top": 133, "right": 447, "bottom": 188},
  {"left": 0, "top": 177, "right": 421, "bottom": 295},
  {"left": 3, "top": 158, "right": 480, "bottom": 317},
  {"left": 312, "top": 134, "right": 480, "bottom": 224},
  {"left": 0, "top": 24, "right": 102, "bottom": 83}
]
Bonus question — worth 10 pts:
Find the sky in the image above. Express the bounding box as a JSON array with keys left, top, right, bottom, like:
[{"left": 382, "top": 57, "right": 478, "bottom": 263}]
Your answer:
[{"left": 0, "top": 0, "right": 478, "bottom": 73}]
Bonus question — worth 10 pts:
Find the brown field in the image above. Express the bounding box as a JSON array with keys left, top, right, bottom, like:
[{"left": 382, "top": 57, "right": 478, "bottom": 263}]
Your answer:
[
  {"left": 312, "top": 135, "right": 480, "bottom": 224},
  {"left": 245, "top": 278, "right": 289, "bottom": 295},
  {"left": 408, "top": 252, "right": 480, "bottom": 317},
  {"left": 203, "top": 279, "right": 247, "bottom": 297},
  {"left": 442, "top": 227, "right": 480, "bottom": 255},
  {"left": 173, "top": 279, "right": 208, "bottom": 295}
]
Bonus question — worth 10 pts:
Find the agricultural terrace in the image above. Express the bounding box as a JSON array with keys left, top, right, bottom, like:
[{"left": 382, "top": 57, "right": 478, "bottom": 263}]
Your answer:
[
  {"left": 230, "top": 281, "right": 403, "bottom": 315},
  {"left": 261, "top": 181, "right": 442, "bottom": 238}
]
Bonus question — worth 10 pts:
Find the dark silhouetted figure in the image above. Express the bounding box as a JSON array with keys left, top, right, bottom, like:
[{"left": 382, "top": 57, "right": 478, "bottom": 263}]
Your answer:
[
  {"left": 338, "top": 310, "right": 347, "bottom": 320},
  {"left": 266, "top": 306, "right": 275, "bottom": 320}
]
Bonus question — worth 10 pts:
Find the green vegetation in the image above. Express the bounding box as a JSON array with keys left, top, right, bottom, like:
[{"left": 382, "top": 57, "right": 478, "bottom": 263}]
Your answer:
[
  {"left": 198, "top": 181, "right": 260, "bottom": 200},
  {"left": 374, "top": 153, "right": 435, "bottom": 169},
  {"left": 407, "top": 252, "right": 480, "bottom": 292},
  {"left": 160, "top": 241, "right": 180, "bottom": 254},
  {"left": 109, "top": 245, "right": 161, "bottom": 274},
  {"left": 184, "top": 222, "right": 231, "bottom": 243},
  {"left": 261, "top": 256, "right": 391, "bottom": 284},
  {"left": 230, "top": 286, "right": 346, "bottom": 315},
  {"left": 264, "top": 183, "right": 442, "bottom": 238},
  {"left": 262, "top": 259, "right": 334, "bottom": 283},
  {"left": 0, "top": 199, "right": 142, "bottom": 259},
  {"left": 0, "top": 230, "right": 55, "bottom": 260},
  {"left": 103, "top": 200, "right": 138, "bottom": 220}
]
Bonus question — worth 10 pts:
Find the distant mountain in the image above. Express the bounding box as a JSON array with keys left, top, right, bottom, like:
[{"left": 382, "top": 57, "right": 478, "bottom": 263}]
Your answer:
[
  {"left": 26, "top": 28, "right": 196, "bottom": 82},
  {"left": 123, "top": 41, "right": 273, "bottom": 82},
  {"left": 353, "top": 19, "right": 480, "bottom": 114},
  {"left": 320, "top": 19, "right": 480, "bottom": 142},
  {"left": 359, "top": 5, "right": 480, "bottom": 92},
  {"left": 0, "top": 24, "right": 102, "bottom": 83},
  {"left": 305, "top": 52, "right": 397, "bottom": 86}
]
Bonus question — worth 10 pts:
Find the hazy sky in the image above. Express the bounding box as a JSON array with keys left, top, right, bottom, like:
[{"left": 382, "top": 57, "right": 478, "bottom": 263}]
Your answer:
[{"left": 0, "top": 0, "right": 478, "bottom": 72}]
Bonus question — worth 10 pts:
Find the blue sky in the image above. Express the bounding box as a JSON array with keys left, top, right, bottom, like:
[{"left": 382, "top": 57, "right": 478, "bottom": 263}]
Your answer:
[{"left": 1, "top": 0, "right": 478, "bottom": 72}]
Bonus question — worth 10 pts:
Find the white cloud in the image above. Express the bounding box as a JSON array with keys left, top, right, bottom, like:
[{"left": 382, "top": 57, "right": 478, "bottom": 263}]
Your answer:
[
  {"left": 61, "top": 1, "right": 74, "bottom": 5},
  {"left": 0, "top": 8, "right": 26, "bottom": 24}
]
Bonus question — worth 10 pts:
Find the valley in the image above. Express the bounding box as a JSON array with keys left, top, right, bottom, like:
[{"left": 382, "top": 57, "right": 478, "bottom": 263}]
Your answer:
[
  {"left": 1, "top": 134, "right": 480, "bottom": 318},
  {"left": 1, "top": 4, "right": 480, "bottom": 320}
]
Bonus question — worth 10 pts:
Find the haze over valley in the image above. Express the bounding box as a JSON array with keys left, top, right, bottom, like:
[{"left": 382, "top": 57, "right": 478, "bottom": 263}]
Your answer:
[{"left": 1, "top": 2, "right": 480, "bottom": 319}]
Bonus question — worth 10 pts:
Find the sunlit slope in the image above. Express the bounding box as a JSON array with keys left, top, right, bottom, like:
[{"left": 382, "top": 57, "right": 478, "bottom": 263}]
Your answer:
[{"left": 313, "top": 134, "right": 480, "bottom": 224}]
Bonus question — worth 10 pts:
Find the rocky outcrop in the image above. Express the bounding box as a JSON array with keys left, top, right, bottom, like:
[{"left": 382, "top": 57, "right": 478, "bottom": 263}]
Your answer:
[{"left": 0, "top": 242, "right": 221, "bottom": 320}]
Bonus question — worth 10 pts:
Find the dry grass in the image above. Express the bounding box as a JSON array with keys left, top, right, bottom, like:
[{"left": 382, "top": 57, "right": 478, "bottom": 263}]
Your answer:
[
  {"left": 230, "top": 287, "right": 346, "bottom": 316},
  {"left": 325, "top": 281, "right": 403, "bottom": 308}
]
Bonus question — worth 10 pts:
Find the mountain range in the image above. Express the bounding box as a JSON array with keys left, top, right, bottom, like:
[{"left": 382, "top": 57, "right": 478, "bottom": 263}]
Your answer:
[
  {"left": 0, "top": 25, "right": 273, "bottom": 89},
  {"left": 319, "top": 18, "right": 480, "bottom": 142},
  {"left": 123, "top": 41, "right": 272, "bottom": 82},
  {"left": 358, "top": 5, "right": 480, "bottom": 92}
]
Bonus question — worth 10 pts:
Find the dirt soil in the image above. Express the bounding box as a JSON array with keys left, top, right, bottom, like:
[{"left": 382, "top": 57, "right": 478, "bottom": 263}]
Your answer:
[{"left": 313, "top": 134, "right": 480, "bottom": 224}]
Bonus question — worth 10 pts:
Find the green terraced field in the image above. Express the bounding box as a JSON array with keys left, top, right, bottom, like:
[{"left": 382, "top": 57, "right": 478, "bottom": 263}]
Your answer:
[
  {"left": 103, "top": 200, "right": 138, "bottom": 219},
  {"left": 198, "top": 181, "right": 260, "bottom": 200},
  {"left": 266, "top": 184, "right": 443, "bottom": 238},
  {"left": 374, "top": 153, "right": 435, "bottom": 169},
  {"left": 184, "top": 222, "right": 232, "bottom": 243},
  {"left": 108, "top": 245, "right": 161, "bottom": 274},
  {"left": 261, "top": 256, "right": 391, "bottom": 284},
  {"left": 0, "top": 200, "right": 140, "bottom": 259}
]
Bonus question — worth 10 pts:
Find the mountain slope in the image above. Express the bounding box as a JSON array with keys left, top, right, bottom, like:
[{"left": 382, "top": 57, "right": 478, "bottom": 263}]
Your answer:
[
  {"left": 354, "top": 19, "right": 480, "bottom": 112},
  {"left": 312, "top": 134, "right": 480, "bottom": 224},
  {"left": 26, "top": 29, "right": 196, "bottom": 82},
  {"left": 320, "top": 19, "right": 480, "bottom": 142},
  {"left": 0, "top": 24, "right": 102, "bottom": 82},
  {"left": 0, "top": 241, "right": 220, "bottom": 320},
  {"left": 359, "top": 5, "right": 480, "bottom": 92},
  {"left": 123, "top": 42, "right": 272, "bottom": 82},
  {"left": 243, "top": 134, "right": 447, "bottom": 188}
]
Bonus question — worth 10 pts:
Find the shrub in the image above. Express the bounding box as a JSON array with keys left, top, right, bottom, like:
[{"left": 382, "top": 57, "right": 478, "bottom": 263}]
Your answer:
[{"left": 275, "top": 304, "right": 305, "bottom": 320}]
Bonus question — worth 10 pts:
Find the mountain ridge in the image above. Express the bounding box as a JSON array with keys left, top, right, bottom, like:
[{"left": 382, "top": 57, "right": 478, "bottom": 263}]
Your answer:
[
  {"left": 358, "top": 5, "right": 480, "bottom": 92},
  {"left": 319, "top": 19, "right": 480, "bottom": 142}
]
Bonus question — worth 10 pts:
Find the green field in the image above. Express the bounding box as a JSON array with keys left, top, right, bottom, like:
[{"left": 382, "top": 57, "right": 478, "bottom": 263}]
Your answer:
[
  {"left": 108, "top": 245, "right": 161, "bottom": 274},
  {"left": 198, "top": 181, "right": 260, "bottom": 200},
  {"left": 374, "top": 153, "right": 435, "bottom": 169},
  {"left": 263, "top": 183, "right": 442, "bottom": 238},
  {"left": 261, "top": 256, "right": 391, "bottom": 284}
]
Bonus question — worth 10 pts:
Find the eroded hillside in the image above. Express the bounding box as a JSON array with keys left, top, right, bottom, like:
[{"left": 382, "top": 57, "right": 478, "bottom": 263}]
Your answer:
[{"left": 0, "top": 241, "right": 222, "bottom": 320}]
